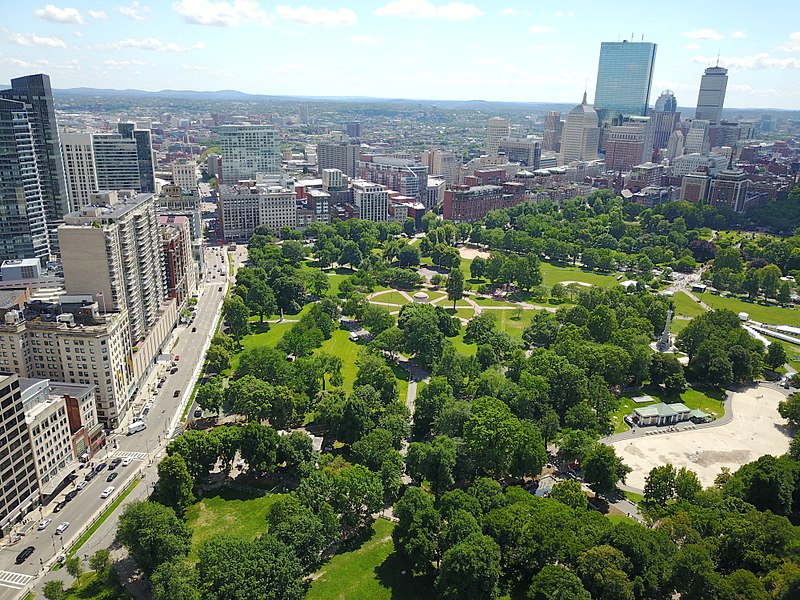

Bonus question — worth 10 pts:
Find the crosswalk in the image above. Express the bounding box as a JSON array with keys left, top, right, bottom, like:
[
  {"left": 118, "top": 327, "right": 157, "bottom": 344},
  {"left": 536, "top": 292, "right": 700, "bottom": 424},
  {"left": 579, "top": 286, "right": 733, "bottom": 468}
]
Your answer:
[
  {"left": 0, "top": 570, "right": 33, "bottom": 590},
  {"left": 113, "top": 451, "right": 148, "bottom": 461}
]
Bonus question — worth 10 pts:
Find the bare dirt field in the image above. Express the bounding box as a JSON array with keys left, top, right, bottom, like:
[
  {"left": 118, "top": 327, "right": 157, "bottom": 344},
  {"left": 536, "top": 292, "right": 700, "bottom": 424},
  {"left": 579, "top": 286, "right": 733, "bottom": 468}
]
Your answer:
[
  {"left": 458, "top": 247, "right": 490, "bottom": 260},
  {"left": 611, "top": 385, "right": 793, "bottom": 491}
]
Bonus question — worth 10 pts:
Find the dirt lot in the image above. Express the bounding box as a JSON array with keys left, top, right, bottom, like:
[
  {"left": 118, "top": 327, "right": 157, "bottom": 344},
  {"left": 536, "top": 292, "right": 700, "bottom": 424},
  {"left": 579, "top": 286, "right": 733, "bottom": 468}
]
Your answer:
[
  {"left": 611, "top": 385, "right": 793, "bottom": 491},
  {"left": 458, "top": 247, "right": 490, "bottom": 260}
]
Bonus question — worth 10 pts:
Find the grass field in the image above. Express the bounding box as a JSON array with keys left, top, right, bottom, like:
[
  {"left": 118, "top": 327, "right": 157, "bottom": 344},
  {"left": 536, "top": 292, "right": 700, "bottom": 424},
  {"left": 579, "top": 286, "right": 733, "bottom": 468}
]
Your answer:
[
  {"left": 471, "top": 296, "right": 519, "bottom": 308},
  {"left": 318, "top": 329, "right": 361, "bottom": 390},
  {"left": 701, "top": 293, "right": 800, "bottom": 326},
  {"left": 671, "top": 291, "right": 707, "bottom": 318},
  {"left": 610, "top": 386, "right": 726, "bottom": 434},
  {"left": 61, "top": 571, "right": 132, "bottom": 600},
  {"left": 307, "top": 518, "right": 434, "bottom": 600},
  {"left": 540, "top": 262, "right": 619, "bottom": 288},
  {"left": 184, "top": 486, "right": 282, "bottom": 560},
  {"left": 370, "top": 290, "right": 412, "bottom": 306},
  {"left": 490, "top": 308, "right": 538, "bottom": 337},
  {"left": 450, "top": 332, "right": 477, "bottom": 356}
]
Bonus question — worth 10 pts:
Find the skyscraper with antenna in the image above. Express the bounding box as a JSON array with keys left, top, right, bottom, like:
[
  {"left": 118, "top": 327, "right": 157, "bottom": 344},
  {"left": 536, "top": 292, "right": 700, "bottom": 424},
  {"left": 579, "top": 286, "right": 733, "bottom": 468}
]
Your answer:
[
  {"left": 593, "top": 39, "right": 657, "bottom": 126},
  {"left": 695, "top": 64, "right": 728, "bottom": 125}
]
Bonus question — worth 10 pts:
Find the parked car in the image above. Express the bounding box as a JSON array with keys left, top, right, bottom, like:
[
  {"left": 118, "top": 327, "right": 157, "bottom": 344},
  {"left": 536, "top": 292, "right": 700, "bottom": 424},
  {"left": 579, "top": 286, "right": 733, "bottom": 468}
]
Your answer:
[
  {"left": 101, "top": 486, "right": 115, "bottom": 499},
  {"left": 95, "top": 463, "right": 107, "bottom": 472},
  {"left": 55, "top": 522, "right": 70, "bottom": 535},
  {"left": 85, "top": 470, "right": 97, "bottom": 481},
  {"left": 218, "top": 286, "right": 222, "bottom": 292},
  {"left": 173, "top": 389, "right": 181, "bottom": 398},
  {"left": 37, "top": 518, "right": 52, "bottom": 531},
  {"left": 15, "top": 546, "right": 35, "bottom": 564},
  {"left": 170, "top": 367, "right": 178, "bottom": 375},
  {"left": 53, "top": 501, "right": 66, "bottom": 512},
  {"left": 65, "top": 473, "right": 78, "bottom": 483},
  {"left": 65, "top": 489, "right": 78, "bottom": 501},
  {"left": 106, "top": 472, "right": 118, "bottom": 482},
  {"left": 76, "top": 481, "right": 88, "bottom": 490}
]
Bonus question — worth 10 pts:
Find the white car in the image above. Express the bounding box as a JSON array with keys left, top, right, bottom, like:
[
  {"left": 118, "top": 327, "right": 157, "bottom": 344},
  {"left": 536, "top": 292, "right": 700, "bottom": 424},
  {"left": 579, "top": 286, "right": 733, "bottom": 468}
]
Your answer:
[
  {"left": 55, "top": 522, "right": 70, "bottom": 535},
  {"left": 37, "top": 518, "right": 52, "bottom": 531},
  {"left": 101, "top": 486, "right": 115, "bottom": 499},
  {"left": 76, "top": 481, "right": 88, "bottom": 491},
  {"left": 121, "top": 457, "right": 132, "bottom": 467}
]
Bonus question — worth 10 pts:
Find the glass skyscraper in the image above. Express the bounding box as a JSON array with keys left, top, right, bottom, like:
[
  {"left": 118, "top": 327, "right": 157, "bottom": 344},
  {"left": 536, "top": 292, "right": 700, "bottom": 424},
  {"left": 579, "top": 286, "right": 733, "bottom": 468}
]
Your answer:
[{"left": 593, "top": 41, "right": 657, "bottom": 125}]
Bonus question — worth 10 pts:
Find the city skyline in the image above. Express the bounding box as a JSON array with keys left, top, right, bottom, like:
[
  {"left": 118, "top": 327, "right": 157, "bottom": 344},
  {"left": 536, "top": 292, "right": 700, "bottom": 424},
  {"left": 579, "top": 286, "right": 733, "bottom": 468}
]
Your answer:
[{"left": 0, "top": 1, "right": 797, "bottom": 109}]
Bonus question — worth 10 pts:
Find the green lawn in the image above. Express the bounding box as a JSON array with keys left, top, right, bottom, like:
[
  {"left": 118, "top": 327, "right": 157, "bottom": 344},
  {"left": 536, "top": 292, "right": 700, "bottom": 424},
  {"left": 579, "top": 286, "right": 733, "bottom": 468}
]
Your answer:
[
  {"left": 472, "top": 296, "right": 519, "bottom": 308},
  {"left": 326, "top": 274, "right": 348, "bottom": 297},
  {"left": 61, "top": 571, "right": 132, "bottom": 599},
  {"left": 184, "top": 486, "right": 283, "bottom": 560},
  {"left": 670, "top": 318, "right": 691, "bottom": 335},
  {"left": 610, "top": 385, "right": 726, "bottom": 434},
  {"left": 540, "top": 262, "right": 619, "bottom": 288},
  {"left": 307, "top": 518, "right": 434, "bottom": 600},
  {"left": 318, "top": 329, "right": 361, "bottom": 390},
  {"left": 370, "top": 290, "right": 412, "bottom": 306},
  {"left": 671, "top": 291, "right": 707, "bottom": 318},
  {"left": 490, "top": 308, "right": 538, "bottom": 337},
  {"left": 701, "top": 293, "right": 800, "bottom": 326},
  {"left": 450, "top": 332, "right": 477, "bottom": 356}
]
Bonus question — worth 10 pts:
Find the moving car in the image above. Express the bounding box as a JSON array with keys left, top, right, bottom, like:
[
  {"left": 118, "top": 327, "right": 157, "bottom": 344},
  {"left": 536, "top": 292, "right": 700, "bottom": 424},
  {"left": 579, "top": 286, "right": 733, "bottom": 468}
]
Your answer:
[
  {"left": 106, "top": 472, "right": 118, "bottom": 482},
  {"left": 95, "top": 462, "right": 107, "bottom": 472},
  {"left": 15, "top": 546, "right": 35, "bottom": 564},
  {"left": 170, "top": 367, "right": 178, "bottom": 375},
  {"left": 127, "top": 420, "right": 146, "bottom": 435},
  {"left": 109, "top": 457, "right": 122, "bottom": 470},
  {"left": 101, "top": 486, "right": 115, "bottom": 499},
  {"left": 37, "top": 518, "right": 52, "bottom": 531},
  {"left": 191, "top": 327, "right": 197, "bottom": 332},
  {"left": 55, "top": 522, "right": 70, "bottom": 535},
  {"left": 173, "top": 389, "right": 181, "bottom": 398},
  {"left": 121, "top": 457, "right": 132, "bottom": 467}
]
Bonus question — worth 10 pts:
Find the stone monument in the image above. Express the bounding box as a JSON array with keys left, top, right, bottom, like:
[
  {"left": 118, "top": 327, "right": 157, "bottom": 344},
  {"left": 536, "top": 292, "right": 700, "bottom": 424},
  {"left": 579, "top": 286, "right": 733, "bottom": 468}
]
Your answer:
[{"left": 656, "top": 308, "right": 673, "bottom": 352}]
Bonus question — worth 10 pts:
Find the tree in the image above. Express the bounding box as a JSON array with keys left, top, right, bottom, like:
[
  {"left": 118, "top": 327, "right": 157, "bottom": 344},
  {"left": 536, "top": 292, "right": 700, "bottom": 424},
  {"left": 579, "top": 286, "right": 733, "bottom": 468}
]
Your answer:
[
  {"left": 766, "top": 342, "right": 788, "bottom": 370},
  {"left": 226, "top": 375, "right": 273, "bottom": 422},
  {"left": 223, "top": 296, "right": 250, "bottom": 344},
  {"left": 281, "top": 240, "right": 306, "bottom": 263},
  {"left": 246, "top": 278, "right": 276, "bottom": 322},
  {"left": 351, "top": 428, "right": 396, "bottom": 471},
  {"left": 436, "top": 533, "right": 502, "bottom": 600},
  {"left": 239, "top": 422, "right": 279, "bottom": 473},
  {"left": 404, "top": 218, "right": 416, "bottom": 236},
  {"left": 398, "top": 245, "right": 421, "bottom": 267},
  {"left": 447, "top": 268, "right": 465, "bottom": 310},
  {"left": 583, "top": 443, "right": 631, "bottom": 495},
  {"left": 578, "top": 545, "right": 634, "bottom": 600},
  {"left": 267, "top": 496, "right": 336, "bottom": 573},
  {"left": 277, "top": 431, "right": 315, "bottom": 477},
  {"left": 329, "top": 465, "right": 383, "bottom": 537},
  {"left": 370, "top": 327, "right": 404, "bottom": 359},
  {"left": 393, "top": 487, "right": 441, "bottom": 574},
  {"left": 406, "top": 435, "right": 458, "bottom": 496},
  {"left": 670, "top": 543, "right": 719, "bottom": 600},
  {"left": 306, "top": 269, "right": 330, "bottom": 297},
  {"left": 273, "top": 276, "right": 307, "bottom": 313},
  {"left": 778, "top": 393, "right": 800, "bottom": 427},
  {"left": 195, "top": 378, "right": 224, "bottom": 414},
  {"left": 151, "top": 560, "right": 201, "bottom": 600},
  {"left": 340, "top": 240, "right": 363, "bottom": 268},
  {"left": 674, "top": 467, "right": 702, "bottom": 501},
  {"left": 65, "top": 555, "right": 83, "bottom": 578},
  {"left": 361, "top": 303, "right": 395, "bottom": 334},
  {"left": 156, "top": 453, "right": 195, "bottom": 513},
  {"left": 43, "top": 581, "right": 66, "bottom": 600},
  {"left": 167, "top": 430, "right": 221, "bottom": 480},
  {"left": 354, "top": 353, "right": 398, "bottom": 405},
  {"left": 88, "top": 549, "right": 112, "bottom": 579},
  {"left": 551, "top": 479, "right": 588, "bottom": 510},
  {"left": 204, "top": 344, "right": 230, "bottom": 374},
  {"left": 760, "top": 264, "right": 782, "bottom": 299},
  {"left": 644, "top": 464, "right": 676, "bottom": 506},
  {"left": 528, "top": 565, "right": 590, "bottom": 600},
  {"left": 778, "top": 280, "right": 792, "bottom": 304},
  {"left": 115, "top": 500, "right": 192, "bottom": 574}
]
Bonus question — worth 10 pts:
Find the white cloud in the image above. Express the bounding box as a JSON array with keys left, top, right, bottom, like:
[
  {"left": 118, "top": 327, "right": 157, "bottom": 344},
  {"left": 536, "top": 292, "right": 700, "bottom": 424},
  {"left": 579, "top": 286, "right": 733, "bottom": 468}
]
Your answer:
[
  {"left": 0, "top": 57, "right": 50, "bottom": 69},
  {"left": 374, "top": 0, "right": 482, "bottom": 20},
  {"left": 553, "top": 10, "right": 574, "bottom": 17},
  {"left": 73, "top": 30, "right": 82, "bottom": 37},
  {"left": 8, "top": 32, "right": 67, "bottom": 48},
  {"left": 528, "top": 24, "right": 553, "bottom": 34},
  {"left": 172, "top": 0, "right": 271, "bottom": 26},
  {"left": 34, "top": 5, "right": 84, "bottom": 24},
  {"left": 275, "top": 6, "right": 357, "bottom": 26},
  {"left": 728, "top": 83, "right": 776, "bottom": 95},
  {"left": 732, "top": 31, "right": 746, "bottom": 39},
  {"left": 115, "top": 2, "right": 149, "bottom": 21},
  {"left": 349, "top": 34, "right": 381, "bottom": 45},
  {"left": 778, "top": 32, "right": 800, "bottom": 52},
  {"left": 104, "top": 59, "right": 148, "bottom": 67},
  {"left": 88, "top": 10, "right": 107, "bottom": 19},
  {"left": 683, "top": 28, "right": 724, "bottom": 41},
  {"left": 683, "top": 43, "right": 700, "bottom": 50},
  {"left": 499, "top": 8, "right": 517, "bottom": 16},
  {"left": 691, "top": 52, "right": 800, "bottom": 70},
  {"left": 111, "top": 38, "right": 206, "bottom": 52}
]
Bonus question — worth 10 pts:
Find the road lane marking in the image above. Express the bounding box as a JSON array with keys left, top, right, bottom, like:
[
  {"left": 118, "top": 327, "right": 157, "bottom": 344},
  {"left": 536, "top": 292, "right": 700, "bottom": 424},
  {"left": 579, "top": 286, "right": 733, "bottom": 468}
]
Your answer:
[
  {"left": 113, "top": 451, "right": 148, "bottom": 461},
  {"left": 0, "top": 570, "right": 34, "bottom": 590}
]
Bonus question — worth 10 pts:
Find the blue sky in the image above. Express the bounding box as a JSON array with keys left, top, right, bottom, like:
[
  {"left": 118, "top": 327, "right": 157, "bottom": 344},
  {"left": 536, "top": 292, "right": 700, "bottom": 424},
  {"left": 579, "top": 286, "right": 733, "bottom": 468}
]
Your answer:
[{"left": 1, "top": 0, "right": 798, "bottom": 109}]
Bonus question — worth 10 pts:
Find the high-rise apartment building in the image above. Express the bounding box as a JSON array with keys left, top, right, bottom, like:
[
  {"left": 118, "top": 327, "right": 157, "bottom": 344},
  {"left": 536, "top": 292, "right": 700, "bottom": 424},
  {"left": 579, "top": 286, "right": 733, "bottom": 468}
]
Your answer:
[
  {"left": 118, "top": 123, "right": 155, "bottom": 193},
  {"left": 543, "top": 111, "right": 563, "bottom": 153},
  {"left": 60, "top": 132, "right": 98, "bottom": 210},
  {"left": 1, "top": 74, "right": 70, "bottom": 253},
  {"left": 497, "top": 137, "right": 541, "bottom": 168},
  {"left": 666, "top": 130, "right": 684, "bottom": 160},
  {"left": 59, "top": 191, "right": 166, "bottom": 344},
  {"left": 317, "top": 133, "right": 360, "bottom": 178},
  {"left": 217, "top": 125, "right": 279, "bottom": 182},
  {"left": 353, "top": 180, "right": 389, "bottom": 222},
  {"left": 560, "top": 93, "right": 600, "bottom": 164},
  {"left": 218, "top": 184, "right": 298, "bottom": 240},
  {"left": 159, "top": 215, "right": 197, "bottom": 308},
  {"left": 684, "top": 120, "right": 710, "bottom": 154},
  {"left": 0, "top": 374, "right": 39, "bottom": 533},
  {"left": 346, "top": 122, "right": 362, "bottom": 138},
  {"left": 486, "top": 117, "right": 511, "bottom": 157},
  {"left": 357, "top": 157, "right": 429, "bottom": 206},
  {"left": 605, "top": 120, "right": 652, "bottom": 173},
  {"left": 91, "top": 134, "right": 141, "bottom": 191},
  {"left": 594, "top": 40, "right": 657, "bottom": 124},
  {"left": 708, "top": 170, "right": 748, "bottom": 212},
  {"left": 695, "top": 66, "right": 728, "bottom": 125},
  {"left": 0, "top": 99, "right": 50, "bottom": 263},
  {"left": 422, "top": 150, "right": 459, "bottom": 186}
]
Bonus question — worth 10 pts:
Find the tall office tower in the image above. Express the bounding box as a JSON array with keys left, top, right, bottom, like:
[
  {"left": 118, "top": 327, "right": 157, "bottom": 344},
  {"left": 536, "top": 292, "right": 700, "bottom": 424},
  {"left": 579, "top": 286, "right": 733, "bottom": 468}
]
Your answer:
[
  {"left": 559, "top": 93, "right": 600, "bottom": 164},
  {"left": 543, "top": 111, "right": 563, "bottom": 152},
  {"left": 604, "top": 117, "right": 654, "bottom": 172},
  {"left": 1, "top": 74, "right": 70, "bottom": 253},
  {"left": 217, "top": 125, "right": 279, "bottom": 182},
  {"left": 695, "top": 66, "right": 728, "bottom": 124},
  {"left": 422, "top": 149, "right": 459, "bottom": 185},
  {"left": 0, "top": 374, "right": 40, "bottom": 532},
  {"left": 346, "top": 122, "right": 362, "bottom": 138},
  {"left": 594, "top": 40, "right": 657, "bottom": 125},
  {"left": 353, "top": 180, "right": 389, "bottom": 222},
  {"left": 172, "top": 160, "right": 198, "bottom": 194},
  {"left": 708, "top": 170, "right": 749, "bottom": 213},
  {"left": 91, "top": 134, "right": 141, "bottom": 191},
  {"left": 651, "top": 90, "right": 680, "bottom": 150},
  {"left": 0, "top": 99, "right": 50, "bottom": 263},
  {"left": 666, "top": 130, "right": 684, "bottom": 160},
  {"left": 299, "top": 104, "right": 309, "bottom": 124},
  {"left": 61, "top": 132, "right": 98, "bottom": 210},
  {"left": 317, "top": 133, "right": 360, "bottom": 178},
  {"left": 59, "top": 190, "right": 166, "bottom": 344},
  {"left": 206, "top": 153, "right": 223, "bottom": 180},
  {"left": 486, "top": 117, "right": 511, "bottom": 157},
  {"left": 497, "top": 137, "right": 541, "bottom": 168},
  {"left": 684, "top": 120, "right": 710, "bottom": 154},
  {"left": 118, "top": 123, "right": 155, "bottom": 193}
]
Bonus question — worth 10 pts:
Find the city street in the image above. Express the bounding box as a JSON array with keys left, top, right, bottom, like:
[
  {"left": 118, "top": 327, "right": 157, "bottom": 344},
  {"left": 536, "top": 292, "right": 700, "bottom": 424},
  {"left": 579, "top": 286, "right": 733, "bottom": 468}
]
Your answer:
[{"left": 0, "top": 244, "right": 240, "bottom": 600}]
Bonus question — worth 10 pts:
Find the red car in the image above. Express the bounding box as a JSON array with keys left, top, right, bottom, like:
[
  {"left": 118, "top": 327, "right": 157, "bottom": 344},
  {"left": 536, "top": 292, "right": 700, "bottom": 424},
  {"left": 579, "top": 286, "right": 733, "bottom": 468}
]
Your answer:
[{"left": 174, "top": 355, "right": 180, "bottom": 362}]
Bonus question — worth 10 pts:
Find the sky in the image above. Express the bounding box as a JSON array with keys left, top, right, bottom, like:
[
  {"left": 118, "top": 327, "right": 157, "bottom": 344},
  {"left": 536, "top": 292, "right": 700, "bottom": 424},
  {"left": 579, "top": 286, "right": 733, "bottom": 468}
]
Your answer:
[{"left": 1, "top": 0, "right": 799, "bottom": 109}]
